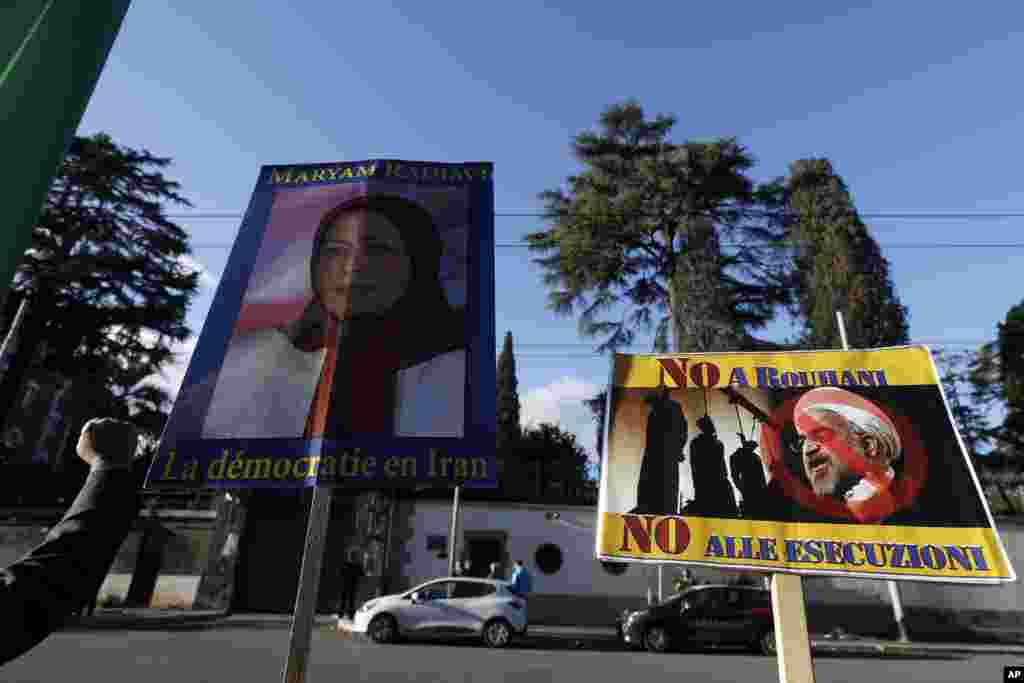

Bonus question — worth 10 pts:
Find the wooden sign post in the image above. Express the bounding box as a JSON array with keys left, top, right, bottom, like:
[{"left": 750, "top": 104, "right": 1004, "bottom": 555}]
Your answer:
[
  {"left": 282, "top": 485, "right": 334, "bottom": 683},
  {"left": 770, "top": 573, "right": 816, "bottom": 683},
  {"left": 448, "top": 483, "right": 462, "bottom": 576}
]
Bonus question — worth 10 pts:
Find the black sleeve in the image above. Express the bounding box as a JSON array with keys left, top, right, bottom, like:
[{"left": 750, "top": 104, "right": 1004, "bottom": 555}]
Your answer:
[{"left": 0, "top": 469, "right": 139, "bottom": 666}]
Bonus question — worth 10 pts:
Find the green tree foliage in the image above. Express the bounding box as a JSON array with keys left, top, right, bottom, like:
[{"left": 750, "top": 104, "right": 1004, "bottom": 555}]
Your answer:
[
  {"left": 781, "top": 158, "right": 909, "bottom": 349},
  {"left": 583, "top": 389, "right": 607, "bottom": 457},
  {"left": 518, "top": 422, "right": 593, "bottom": 501},
  {"left": 999, "top": 301, "right": 1024, "bottom": 410},
  {"left": 495, "top": 330, "right": 523, "bottom": 494},
  {"left": 2, "top": 133, "right": 198, "bottom": 447},
  {"left": 526, "top": 101, "right": 791, "bottom": 354},
  {"left": 496, "top": 331, "right": 521, "bottom": 451},
  {"left": 974, "top": 301, "right": 1024, "bottom": 455},
  {"left": 933, "top": 348, "right": 990, "bottom": 458},
  {"left": 583, "top": 389, "right": 607, "bottom": 481}
]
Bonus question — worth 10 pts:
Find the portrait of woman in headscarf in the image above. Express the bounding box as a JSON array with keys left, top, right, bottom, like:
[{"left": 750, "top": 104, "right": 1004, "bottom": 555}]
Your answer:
[{"left": 200, "top": 194, "right": 467, "bottom": 441}]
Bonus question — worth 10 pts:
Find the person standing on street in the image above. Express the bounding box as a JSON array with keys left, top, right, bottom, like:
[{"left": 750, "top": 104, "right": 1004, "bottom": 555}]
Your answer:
[
  {"left": 508, "top": 560, "right": 532, "bottom": 597},
  {"left": 486, "top": 562, "right": 500, "bottom": 579},
  {"left": 337, "top": 554, "right": 365, "bottom": 619},
  {"left": 0, "top": 418, "right": 140, "bottom": 666}
]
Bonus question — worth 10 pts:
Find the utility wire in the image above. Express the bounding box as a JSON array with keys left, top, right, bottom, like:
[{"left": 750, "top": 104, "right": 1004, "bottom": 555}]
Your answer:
[
  {"left": 189, "top": 241, "right": 1024, "bottom": 249},
  {"left": 510, "top": 340, "right": 991, "bottom": 348},
  {"left": 171, "top": 209, "right": 1024, "bottom": 249},
  {"left": 170, "top": 208, "right": 1010, "bottom": 352},
  {"left": 166, "top": 211, "right": 1024, "bottom": 220}
]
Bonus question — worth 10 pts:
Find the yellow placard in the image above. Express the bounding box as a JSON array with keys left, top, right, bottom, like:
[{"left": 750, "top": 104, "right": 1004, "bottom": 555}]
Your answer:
[
  {"left": 614, "top": 346, "right": 937, "bottom": 389},
  {"left": 596, "top": 346, "right": 1017, "bottom": 584},
  {"left": 597, "top": 513, "right": 1012, "bottom": 582}
]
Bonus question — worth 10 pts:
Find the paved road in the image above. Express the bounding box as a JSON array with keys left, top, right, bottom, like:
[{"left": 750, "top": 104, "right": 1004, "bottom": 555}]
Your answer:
[{"left": 1, "top": 624, "right": 1015, "bottom": 683}]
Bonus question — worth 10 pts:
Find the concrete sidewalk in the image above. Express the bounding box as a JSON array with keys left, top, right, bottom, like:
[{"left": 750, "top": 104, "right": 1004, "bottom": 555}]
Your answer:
[
  {"left": 63, "top": 609, "right": 1024, "bottom": 656},
  {"left": 66, "top": 610, "right": 337, "bottom": 630},
  {"left": 332, "top": 616, "right": 1024, "bottom": 656}
]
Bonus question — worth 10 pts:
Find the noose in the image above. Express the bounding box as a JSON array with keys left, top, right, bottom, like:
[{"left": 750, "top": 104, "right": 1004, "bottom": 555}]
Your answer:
[
  {"left": 734, "top": 402, "right": 745, "bottom": 437},
  {"left": 702, "top": 385, "right": 709, "bottom": 417}
]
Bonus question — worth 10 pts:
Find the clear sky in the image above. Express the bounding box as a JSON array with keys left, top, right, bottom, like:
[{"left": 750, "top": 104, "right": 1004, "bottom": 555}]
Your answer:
[{"left": 77, "top": 1, "right": 1024, "bottom": 464}]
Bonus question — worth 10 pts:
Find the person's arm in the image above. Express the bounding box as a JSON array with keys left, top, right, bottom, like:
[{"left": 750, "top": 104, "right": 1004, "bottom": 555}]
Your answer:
[{"left": 0, "top": 419, "right": 139, "bottom": 667}]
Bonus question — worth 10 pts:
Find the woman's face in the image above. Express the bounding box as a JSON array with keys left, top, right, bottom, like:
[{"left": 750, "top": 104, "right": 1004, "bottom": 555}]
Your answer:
[{"left": 315, "top": 208, "right": 411, "bottom": 318}]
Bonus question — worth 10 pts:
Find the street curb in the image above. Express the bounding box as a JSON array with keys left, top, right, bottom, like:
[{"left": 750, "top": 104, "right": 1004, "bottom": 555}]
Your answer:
[
  {"left": 64, "top": 612, "right": 346, "bottom": 631},
  {"left": 64, "top": 611, "right": 229, "bottom": 631},
  {"left": 65, "top": 612, "right": 1024, "bottom": 655},
  {"left": 810, "top": 639, "right": 1024, "bottom": 657}
]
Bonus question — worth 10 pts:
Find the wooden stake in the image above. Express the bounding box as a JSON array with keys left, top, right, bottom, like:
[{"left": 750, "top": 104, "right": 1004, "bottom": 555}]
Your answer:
[
  {"left": 771, "top": 573, "right": 816, "bottom": 683},
  {"left": 282, "top": 485, "right": 333, "bottom": 683},
  {"left": 448, "top": 484, "right": 461, "bottom": 575}
]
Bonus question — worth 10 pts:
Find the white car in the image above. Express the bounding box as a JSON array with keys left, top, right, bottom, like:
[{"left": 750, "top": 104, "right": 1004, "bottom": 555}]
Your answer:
[{"left": 350, "top": 577, "right": 528, "bottom": 648}]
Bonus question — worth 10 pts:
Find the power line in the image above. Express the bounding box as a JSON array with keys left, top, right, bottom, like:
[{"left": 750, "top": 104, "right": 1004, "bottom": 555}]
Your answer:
[
  {"left": 190, "top": 241, "right": 1024, "bottom": 249},
  {"left": 174, "top": 208, "right": 1024, "bottom": 250},
  {"left": 504, "top": 343, "right": 990, "bottom": 359},
  {"left": 510, "top": 340, "right": 992, "bottom": 348},
  {"left": 166, "top": 211, "right": 1024, "bottom": 220}
]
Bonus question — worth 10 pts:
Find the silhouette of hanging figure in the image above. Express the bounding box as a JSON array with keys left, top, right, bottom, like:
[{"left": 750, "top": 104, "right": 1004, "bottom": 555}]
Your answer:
[
  {"left": 683, "top": 389, "right": 738, "bottom": 518},
  {"left": 630, "top": 369, "right": 688, "bottom": 515},
  {"left": 729, "top": 404, "right": 768, "bottom": 519}
]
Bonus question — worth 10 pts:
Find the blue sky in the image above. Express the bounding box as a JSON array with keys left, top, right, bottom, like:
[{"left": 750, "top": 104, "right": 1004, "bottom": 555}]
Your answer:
[{"left": 77, "top": 1, "right": 1024, "bottom": 462}]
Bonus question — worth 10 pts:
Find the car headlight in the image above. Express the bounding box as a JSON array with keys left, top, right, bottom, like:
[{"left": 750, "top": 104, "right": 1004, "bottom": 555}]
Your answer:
[{"left": 358, "top": 601, "right": 378, "bottom": 613}]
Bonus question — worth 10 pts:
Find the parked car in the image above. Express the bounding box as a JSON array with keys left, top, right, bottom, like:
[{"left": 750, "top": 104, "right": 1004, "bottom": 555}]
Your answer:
[
  {"left": 616, "top": 584, "right": 775, "bottom": 654},
  {"left": 350, "top": 577, "right": 528, "bottom": 648}
]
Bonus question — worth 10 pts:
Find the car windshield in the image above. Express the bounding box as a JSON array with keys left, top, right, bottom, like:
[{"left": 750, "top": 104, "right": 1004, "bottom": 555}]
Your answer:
[{"left": 413, "top": 581, "right": 456, "bottom": 600}]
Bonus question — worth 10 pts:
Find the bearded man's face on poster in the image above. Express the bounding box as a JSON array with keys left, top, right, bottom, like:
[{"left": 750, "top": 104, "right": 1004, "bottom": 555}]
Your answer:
[{"left": 786, "top": 393, "right": 901, "bottom": 499}]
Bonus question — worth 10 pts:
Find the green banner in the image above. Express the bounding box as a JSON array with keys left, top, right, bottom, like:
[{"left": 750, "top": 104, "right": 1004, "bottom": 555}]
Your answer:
[{"left": 0, "top": 1, "right": 131, "bottom": 305}]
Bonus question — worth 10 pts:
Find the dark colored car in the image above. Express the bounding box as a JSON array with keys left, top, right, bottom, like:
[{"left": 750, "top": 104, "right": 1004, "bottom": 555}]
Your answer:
[{"left": 616, "top": 584, "right": 775, "bottom": 654}]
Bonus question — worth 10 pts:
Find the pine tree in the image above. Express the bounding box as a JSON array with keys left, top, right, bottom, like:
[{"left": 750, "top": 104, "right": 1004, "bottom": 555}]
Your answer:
[
  {"left": 526, "top": 101, "right": 791, "bottom": 354},
  {"left": 934, "top": 348, "right": 990, "bottom": 458},
  {"left": 495, "top": 331, "right": 522, "bottom": 494},
  {"left": 783, "top": 158, "right": 909, "bottom": 349},
  {"left": 998, "top": 301, "right": 1024, "bottom": 411},
  {"left": 519, "top": 422, "right": 591, "bottom": 501},
  {"left": 583, "top": 389, "right": 607, "bottom": 479},
  {"left": 974, "top": 301, "right": 1024, "bottom": 456},
  {"left": 496, "top": 331, "right": 521, "bottom": 451},
  {"left": 0, "top": 133, "right": 199, "bottom": 451}
]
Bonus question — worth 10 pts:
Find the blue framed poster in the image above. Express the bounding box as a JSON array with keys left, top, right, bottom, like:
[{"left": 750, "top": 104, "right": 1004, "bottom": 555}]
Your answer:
[{"left": 146, "top": 160, "right": 496, "bottom": 489}]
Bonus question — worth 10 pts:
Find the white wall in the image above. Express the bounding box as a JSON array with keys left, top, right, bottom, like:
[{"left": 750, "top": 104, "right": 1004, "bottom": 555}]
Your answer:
[
  {"left": 402, "top": 503, "right": 1024, "bottom": 614},
  {"left": 895, "top": 519, "right": 1024, "bottom": 613},
  {"left": 405, "top": 501, "right": 673, "bottom": 597}
]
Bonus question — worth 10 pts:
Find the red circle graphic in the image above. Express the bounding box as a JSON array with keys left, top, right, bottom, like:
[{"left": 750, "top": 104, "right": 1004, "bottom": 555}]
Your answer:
[{"left": 758, "top": 392, "right": 927, "bottom": 522}]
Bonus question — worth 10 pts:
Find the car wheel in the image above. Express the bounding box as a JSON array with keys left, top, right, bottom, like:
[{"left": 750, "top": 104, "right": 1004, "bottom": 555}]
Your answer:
[
  {"left": 368, "top": 614, "right": 398, "bottom": 644},
  {"left": 482, "top": 618, "right": 513, "bottom": 648},
  {"left": 760, "top": 629, "right": 777, "bottom": 656},
  {"left": 643, "top": 626, "right": 671, "bottom": 653}
]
